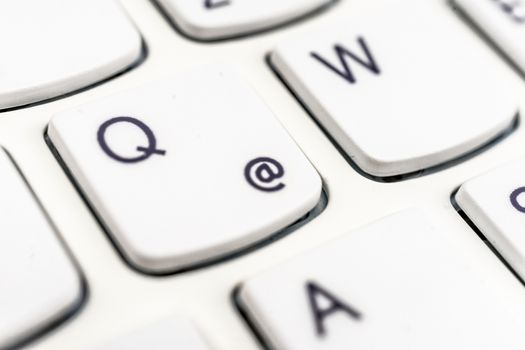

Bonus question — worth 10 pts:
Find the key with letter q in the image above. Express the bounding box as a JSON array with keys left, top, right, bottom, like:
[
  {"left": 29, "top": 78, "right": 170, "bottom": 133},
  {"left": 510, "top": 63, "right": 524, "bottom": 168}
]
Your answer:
[{"left": 47, "top": 67, "right": 322, "bottom": 274}]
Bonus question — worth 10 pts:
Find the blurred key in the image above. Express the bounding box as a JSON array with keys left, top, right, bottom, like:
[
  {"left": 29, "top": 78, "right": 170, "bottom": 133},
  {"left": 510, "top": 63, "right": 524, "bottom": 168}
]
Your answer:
[
  {"left": 0, "top": 150, "right": 83, "bottom": 349},
  {"left": 238, "top": 210, "right": 525, "bottom": 350},
  {"left": 0, "top": 0, "right": 142, "bottom": 110},
  {"left": 156, "top": 0, "right": 333, "bottom": 40},
  {"left": 456, "top": 157, "right": 525, "bottom": 280},
  {"left": 454, "top": 0, "right": 525, "bottom": 73}
]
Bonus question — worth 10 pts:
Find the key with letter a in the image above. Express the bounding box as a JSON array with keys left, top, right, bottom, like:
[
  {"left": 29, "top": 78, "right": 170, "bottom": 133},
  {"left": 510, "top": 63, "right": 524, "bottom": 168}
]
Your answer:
[
  {"left": 238, "top": 210, "right": 525, "bottom": 349},
  {"left": 271, "top": 3, "right": 523, "bottom": 178}
]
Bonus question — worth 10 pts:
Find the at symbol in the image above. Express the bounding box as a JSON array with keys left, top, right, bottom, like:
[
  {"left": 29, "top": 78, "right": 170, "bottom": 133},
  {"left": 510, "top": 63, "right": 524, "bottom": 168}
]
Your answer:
[
  {"left": 244, "top": 157, "right": 286, "bottom": 192},
  {"left": 97, "top": 116, "right": 166, "bottom": 163}
]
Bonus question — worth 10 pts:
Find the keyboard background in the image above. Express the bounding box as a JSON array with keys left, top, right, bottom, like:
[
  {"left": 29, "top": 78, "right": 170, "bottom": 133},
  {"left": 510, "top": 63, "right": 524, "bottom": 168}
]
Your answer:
[{"left": 6, "top": 0, "right": 524, "bottom": 348}]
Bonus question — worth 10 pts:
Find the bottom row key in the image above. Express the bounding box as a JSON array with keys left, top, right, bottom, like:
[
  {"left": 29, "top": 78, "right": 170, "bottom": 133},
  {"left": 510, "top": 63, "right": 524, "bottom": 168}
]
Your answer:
[{"left": 238, "top": 210, "right": 525, "bottom": 349}]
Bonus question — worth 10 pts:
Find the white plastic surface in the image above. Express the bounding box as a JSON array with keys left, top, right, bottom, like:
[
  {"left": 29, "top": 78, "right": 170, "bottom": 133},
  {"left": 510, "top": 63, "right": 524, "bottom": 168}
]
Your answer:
[
  {"left": 48, "top": 69, "right": 322, "bottom": 274},
  {"left": 239, "top": 210, "right": 525, "bottom": 349},
  {"left": 156, "top": 0, "right": 333, "bottom": 40},
  {"left": 2, "top": 0, "right": 525, "bottom": 349},
  {"left": 456, "top": 157, "right": 525, "bottom": 280},
  {"left": 92, "top": 317, "right": 210, "bottom": 350},
  {"left": 0, "top": 0, "right": 142, "bottom": 110},
  {"left": 454, "top": 0, "right": 525, "bottom": 74},
  {"left": 0, "top": 150, "right": 83, "bottom": 349},
  {"left": 271, "top": 4, "right": 523, "bottom": 177}
]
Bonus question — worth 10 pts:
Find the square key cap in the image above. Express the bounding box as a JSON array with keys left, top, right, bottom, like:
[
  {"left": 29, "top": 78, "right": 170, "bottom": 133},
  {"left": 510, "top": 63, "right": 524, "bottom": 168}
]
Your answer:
[
  {"left": 48, "top": 68, "right": 322, "bottom": 274},
  {"left": 238, "top": 210, "right": 525, "bottom": 349},
  {"left": 0, "top": 150, "right": 84, "bottom": 349},
  {"left": 271, "top": 3, "right": 522, "bottom": 177},
  {"left": 0, "top": 0, "right": 142, "bottom": 110}
]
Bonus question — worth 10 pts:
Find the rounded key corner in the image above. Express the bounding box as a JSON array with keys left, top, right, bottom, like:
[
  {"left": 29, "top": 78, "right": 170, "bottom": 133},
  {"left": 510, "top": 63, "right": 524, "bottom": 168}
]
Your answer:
[
  {"left": 231, "top": 283, "right": 277, "bottom": 350},
  {"left": 0, "top": 1, "right": 148, "bottom": 113},
  {"left": 114, "top": 185, "right": 329, "bottom": 277},
  {"left": 46, "top": 273, "right": 90, "bottom": 342},
  {"left": 0, "top": 45, "right": 148, "bottom": 114},
  {"left": 338, "top": 119, "right": 518, "bottom": 183},
  {"left": 0, "top": 220, "right": 89, "bottom": 349},
  {"left": 236, "top": 209, "right": 525, "bottom": 349},
  {"left": 453, "top": 183, "right": 468, "bottom": 202}
]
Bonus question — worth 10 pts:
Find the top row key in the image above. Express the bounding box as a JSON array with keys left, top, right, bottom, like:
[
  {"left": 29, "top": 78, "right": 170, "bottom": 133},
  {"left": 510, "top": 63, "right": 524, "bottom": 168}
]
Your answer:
[
  {"left": 0, "top": 0, "right": 332, "bottom": 111},
  {"left": 0, "top": 0, "right": 142, "bottom": 110},
  {"left": 156, "top": 0, "right": 334, "bottom": 40},
  {"left": 453, "top": 0, "right": 525, "bottom": 74}
]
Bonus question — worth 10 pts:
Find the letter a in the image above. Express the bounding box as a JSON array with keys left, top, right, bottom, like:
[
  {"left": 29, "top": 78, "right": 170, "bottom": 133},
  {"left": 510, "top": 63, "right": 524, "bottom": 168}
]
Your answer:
[
  {"left": 306, "top": 281, "right": 362, "bottom": 337},
  {"left": 310, "top": 37, "right": 380, "bottom": 84}
]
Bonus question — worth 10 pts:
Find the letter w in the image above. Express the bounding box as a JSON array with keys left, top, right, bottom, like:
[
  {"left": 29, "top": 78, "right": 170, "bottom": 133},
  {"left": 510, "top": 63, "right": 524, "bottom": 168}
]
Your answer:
[{"left": 310, "top": 37, "right": 380, "bottom": 84}]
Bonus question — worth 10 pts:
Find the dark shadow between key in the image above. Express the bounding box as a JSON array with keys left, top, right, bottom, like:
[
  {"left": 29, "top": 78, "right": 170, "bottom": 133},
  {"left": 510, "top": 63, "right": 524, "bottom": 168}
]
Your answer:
[
  {"left": 450, "top": 188, "right": 525, "bottom": 287},
  {"left": 232, "top": 284, "right": 275, "bottom": 350},
  {"left": 44, "top": 129, "right": 329, "bottom": 277}
]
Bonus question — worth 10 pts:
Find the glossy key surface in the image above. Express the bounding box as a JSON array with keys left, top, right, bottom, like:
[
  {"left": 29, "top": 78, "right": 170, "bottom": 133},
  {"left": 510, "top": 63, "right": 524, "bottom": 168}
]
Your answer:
[
  {"left": 457, "top": 157, "right": 525, "bottom": 280},
  {"left": 48, "top": 68, "right": 322, "bottom": 274},
  {"left": 0, "top": 0, "right": 143, "bottom": 110}
]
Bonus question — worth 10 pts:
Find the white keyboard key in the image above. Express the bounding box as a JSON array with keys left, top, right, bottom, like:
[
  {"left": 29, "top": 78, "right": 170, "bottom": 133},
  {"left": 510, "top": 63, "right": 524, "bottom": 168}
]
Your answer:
[
  {"left": 0, "top": 0, "right": 142, "bottom": 110},
  {"left": 271, "top": 5, "right": 522, "bottom": 177},
  {"left": 156, "top": 0, "right": 333, "bottom": 40},
  {"left": 0, "top": 151, "right": 84, "bottom": 349},
  {"left": 94, "top": 317, "right": 209, "bottom": 350},
  {"left": 48, "top": 68, "right": 322, "bottom": 274},
  {"left": 456, "top": 157, "right": 525, "bottom": 279},
  {"left": 454, "top": 0, "right": 525, "bottom": 73},
  {"left": 238, "top": 210, "right": 525, "bottom": 350}
]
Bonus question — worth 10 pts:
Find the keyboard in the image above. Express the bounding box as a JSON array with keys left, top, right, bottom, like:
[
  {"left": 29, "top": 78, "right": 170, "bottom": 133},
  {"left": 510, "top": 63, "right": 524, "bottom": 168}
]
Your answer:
[{"left": 3, "top": 0, "right": 525, "bottom": 349}]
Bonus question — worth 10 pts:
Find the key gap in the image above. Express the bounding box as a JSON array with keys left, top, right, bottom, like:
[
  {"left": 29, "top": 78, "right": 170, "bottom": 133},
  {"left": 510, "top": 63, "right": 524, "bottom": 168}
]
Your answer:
[{"left": 1, "top": 148, "right": 89, "bottom": 350}]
